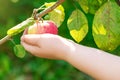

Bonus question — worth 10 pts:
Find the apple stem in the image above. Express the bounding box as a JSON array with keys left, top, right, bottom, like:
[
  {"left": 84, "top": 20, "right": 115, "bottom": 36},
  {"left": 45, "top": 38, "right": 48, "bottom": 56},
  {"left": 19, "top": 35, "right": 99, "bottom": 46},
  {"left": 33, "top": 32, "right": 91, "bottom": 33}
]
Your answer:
[{"left": 36, "top": 20, "right": 39, "bottom": 33}]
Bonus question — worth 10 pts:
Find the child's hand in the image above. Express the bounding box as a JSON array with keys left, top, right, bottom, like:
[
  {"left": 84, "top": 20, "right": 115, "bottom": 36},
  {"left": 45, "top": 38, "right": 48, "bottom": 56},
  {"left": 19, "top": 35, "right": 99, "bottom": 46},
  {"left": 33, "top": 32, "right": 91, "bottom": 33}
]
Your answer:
[
  {"left": 21, "top": 32, "right": 120, "bottom": 80},
  {"left": 21, "top": 34, "right": 75, "bottom": 60}
]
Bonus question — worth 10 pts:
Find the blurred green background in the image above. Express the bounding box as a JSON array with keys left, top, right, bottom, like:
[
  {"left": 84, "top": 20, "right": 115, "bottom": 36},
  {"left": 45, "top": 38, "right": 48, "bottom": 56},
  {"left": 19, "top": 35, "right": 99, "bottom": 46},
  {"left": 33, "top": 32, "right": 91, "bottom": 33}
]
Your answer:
[{"left": 0, "top": 0, "right": 120, "bottom": 80}]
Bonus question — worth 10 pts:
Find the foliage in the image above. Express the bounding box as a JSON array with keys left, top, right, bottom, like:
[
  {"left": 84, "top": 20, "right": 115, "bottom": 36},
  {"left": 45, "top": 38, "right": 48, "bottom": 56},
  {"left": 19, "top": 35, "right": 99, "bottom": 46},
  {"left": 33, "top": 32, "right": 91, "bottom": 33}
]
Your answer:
[
  {"left": 14, "top": 44, "right": 26, "bottom": 58},
  {"left": 0, "top": 0, "right": 120, "bottom": 80},
  {"left": 44, "top": 2, "right": 65, "bottom": 27},
  {"left": 67, "top": 9, "right": 88, "bottom": 43},
  {"left": 93, "top": 1, "right": 120, "bottom": 51}
]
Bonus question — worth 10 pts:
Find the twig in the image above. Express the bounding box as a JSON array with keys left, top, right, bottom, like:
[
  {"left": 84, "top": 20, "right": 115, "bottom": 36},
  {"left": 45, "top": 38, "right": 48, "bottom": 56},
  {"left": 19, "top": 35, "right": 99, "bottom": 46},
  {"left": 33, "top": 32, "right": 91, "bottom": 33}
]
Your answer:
[
  {"left": 34, "top": 0, "right": 65, "bottom": 19},
  {"left": 0, "top": 0, "right": 65, "bottom": 45},
  {"left": 0, "top": 35, "right": 11, "bottom": 45}
]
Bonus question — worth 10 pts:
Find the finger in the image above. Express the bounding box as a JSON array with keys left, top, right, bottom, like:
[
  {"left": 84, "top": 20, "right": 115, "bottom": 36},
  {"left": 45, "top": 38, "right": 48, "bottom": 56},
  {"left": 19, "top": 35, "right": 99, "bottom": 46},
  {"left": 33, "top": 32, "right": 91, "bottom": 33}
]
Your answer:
[
  {"left": 21, "top": 34, "right": 40, "bottom": 46},
  {"left": 21, "top": 34, "right": 56, "bottom": 46},
  {"left": 21, "top": 41, "right": 52, "bottom": 59},
  {"left": 23, "top": 28, "right": 28, "bottom": 35},
  {"left": 21, "top": 41, "right": 41, "bottom": 57}
]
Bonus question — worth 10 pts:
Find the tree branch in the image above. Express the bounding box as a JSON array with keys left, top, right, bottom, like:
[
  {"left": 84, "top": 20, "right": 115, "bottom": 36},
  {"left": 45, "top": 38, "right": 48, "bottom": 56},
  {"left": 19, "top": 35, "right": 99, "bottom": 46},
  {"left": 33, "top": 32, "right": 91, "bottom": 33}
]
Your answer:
[
  {"left": 0, "top": 0, "right": 65, "bottom": 45},
  {"left": 0, "top": 35, "right": 11, "bottom": 45},
  {"left": 35, "top": 0, "right": 65, "bottom": 19}
]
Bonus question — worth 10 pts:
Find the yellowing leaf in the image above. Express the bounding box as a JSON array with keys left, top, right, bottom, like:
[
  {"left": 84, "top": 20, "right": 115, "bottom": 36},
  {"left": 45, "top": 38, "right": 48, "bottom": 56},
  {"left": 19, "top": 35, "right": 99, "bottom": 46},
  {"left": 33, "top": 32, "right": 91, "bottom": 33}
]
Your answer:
[
  {"left": 93, "top": 24, "right": 107, "bottom": 35},
  {"left": 92, "top": 1, "right": 120, "bottom": 51},
  {"left": 7, "top": 18, "right": 34, "bottom": 36},
  {"left": 67, "top": 9, "right": 88, "bottom": 43},
  {"left": 44, "top": 2, "right": 65, "bottom": 27},
  {"left": 77, "top": 0, "right": 107, "bottom": 14},
  {"left": 77, "top": 0, "right": 89, "bottom": 13}
]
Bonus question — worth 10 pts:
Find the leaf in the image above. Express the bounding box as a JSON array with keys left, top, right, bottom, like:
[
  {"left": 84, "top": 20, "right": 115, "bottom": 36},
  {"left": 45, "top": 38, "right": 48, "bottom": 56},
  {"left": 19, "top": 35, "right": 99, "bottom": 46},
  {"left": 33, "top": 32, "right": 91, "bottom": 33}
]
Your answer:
[
  {"left": 7, "top": 18, "right": 34, "bottom": 36},
  {"left": 77, "top": 0, "right": 107, "bottom": 14},
  {"left": 77, "top": 0, "right": 89, "bottom": 13},
  {"left": 67, "top": 9, "right": 88, "bottom": 43},
  {"left": 92, "top": 1, "right": 120, "bottom": 51},
  {"left": 14, "top": 44, "right": 26, "bottom": 58},
  {"left": 44, "top": 2, "right": 65, "bottom": 27}
]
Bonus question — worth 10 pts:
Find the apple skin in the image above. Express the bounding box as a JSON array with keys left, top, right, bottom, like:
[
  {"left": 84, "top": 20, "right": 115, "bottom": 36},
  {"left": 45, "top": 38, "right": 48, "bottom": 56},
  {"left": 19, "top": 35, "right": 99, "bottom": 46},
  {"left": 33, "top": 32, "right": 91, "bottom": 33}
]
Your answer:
[{"left": 28, "top": 20, "right": 58, "bottom": 34}]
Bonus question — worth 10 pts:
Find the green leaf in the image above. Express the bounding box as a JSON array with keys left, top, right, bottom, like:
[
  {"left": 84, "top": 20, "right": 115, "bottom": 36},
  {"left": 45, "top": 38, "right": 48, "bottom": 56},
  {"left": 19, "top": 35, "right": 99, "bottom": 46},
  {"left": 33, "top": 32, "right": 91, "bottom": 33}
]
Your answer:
[
  {"left": 77, "top": 0, "right": 107, "bottom": 14},
  {"left": 92, "top": 1, "right": 120, "bottom": 51},
  {"left": 44, "top": 2, "right": 65, "bottom": 27},
  {"left": 67, "top": 9, "right": 88, "bottom": 43},
  {"left": 14, "top": 44, "right": 26, "bottom": 58}
]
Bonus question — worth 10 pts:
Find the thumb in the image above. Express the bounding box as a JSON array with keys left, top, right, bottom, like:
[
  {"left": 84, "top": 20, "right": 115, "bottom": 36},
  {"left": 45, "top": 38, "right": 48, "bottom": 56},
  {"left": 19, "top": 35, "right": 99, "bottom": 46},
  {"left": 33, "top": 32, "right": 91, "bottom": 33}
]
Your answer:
[{"left": 21, "top": 34, "right": 40, "bottom": 46}]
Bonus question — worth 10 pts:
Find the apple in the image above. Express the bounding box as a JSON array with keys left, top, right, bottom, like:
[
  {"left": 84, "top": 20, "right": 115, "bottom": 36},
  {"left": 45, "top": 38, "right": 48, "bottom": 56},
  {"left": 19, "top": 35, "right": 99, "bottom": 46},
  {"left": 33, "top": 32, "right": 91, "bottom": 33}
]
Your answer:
[{"left": 27, "top": 20, "right": 58, "bottom": 34}]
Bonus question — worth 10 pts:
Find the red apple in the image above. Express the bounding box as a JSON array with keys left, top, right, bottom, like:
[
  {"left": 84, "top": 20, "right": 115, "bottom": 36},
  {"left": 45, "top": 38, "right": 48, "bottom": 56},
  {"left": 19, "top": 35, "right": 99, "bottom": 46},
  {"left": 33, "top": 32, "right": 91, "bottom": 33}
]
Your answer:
[{"left": 28, "top": 20, "right": 58, "bottom": 34}]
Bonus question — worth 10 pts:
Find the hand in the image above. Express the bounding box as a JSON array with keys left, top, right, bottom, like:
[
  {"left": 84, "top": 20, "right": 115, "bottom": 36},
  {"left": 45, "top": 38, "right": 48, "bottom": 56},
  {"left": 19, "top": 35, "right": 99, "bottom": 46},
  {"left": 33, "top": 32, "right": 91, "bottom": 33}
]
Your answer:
[
  {"left": 21, "top": 34, "right": 75, "bottom": 60},
  {"left": 21, "top": 32, "right": 120, "bottom": 80}
]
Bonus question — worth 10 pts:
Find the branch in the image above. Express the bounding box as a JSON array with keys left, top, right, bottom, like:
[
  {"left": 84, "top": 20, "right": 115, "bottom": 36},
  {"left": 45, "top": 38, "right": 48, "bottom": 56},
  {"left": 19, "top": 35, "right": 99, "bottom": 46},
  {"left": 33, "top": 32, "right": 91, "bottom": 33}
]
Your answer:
[
  {"left": 0, "top": 0, "right": 65, "bottom": 45},
  {"left": 0, "top": 35, "right": 11, "bottom": 45},
  {"left": 35, "top": 0, "right": 65, "bottom": 19}
]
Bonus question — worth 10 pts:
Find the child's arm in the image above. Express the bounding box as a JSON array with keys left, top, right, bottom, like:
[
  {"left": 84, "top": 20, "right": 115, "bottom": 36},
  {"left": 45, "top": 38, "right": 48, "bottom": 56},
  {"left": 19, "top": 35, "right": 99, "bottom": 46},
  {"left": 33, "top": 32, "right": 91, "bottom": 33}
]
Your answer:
[
  {"left": 66, "top": 43, "right": 120, "bottom": 80},
  {"left": 21, "top": 34, "right": 120, "bottom": 80}
]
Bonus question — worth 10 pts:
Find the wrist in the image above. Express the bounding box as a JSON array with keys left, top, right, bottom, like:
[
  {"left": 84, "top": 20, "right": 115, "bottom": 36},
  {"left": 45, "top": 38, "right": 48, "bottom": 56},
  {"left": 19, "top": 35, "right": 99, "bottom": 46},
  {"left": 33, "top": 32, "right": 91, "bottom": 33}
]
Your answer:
[{"left": 62, "top": 40, "right": 78, "bottom": 61}]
